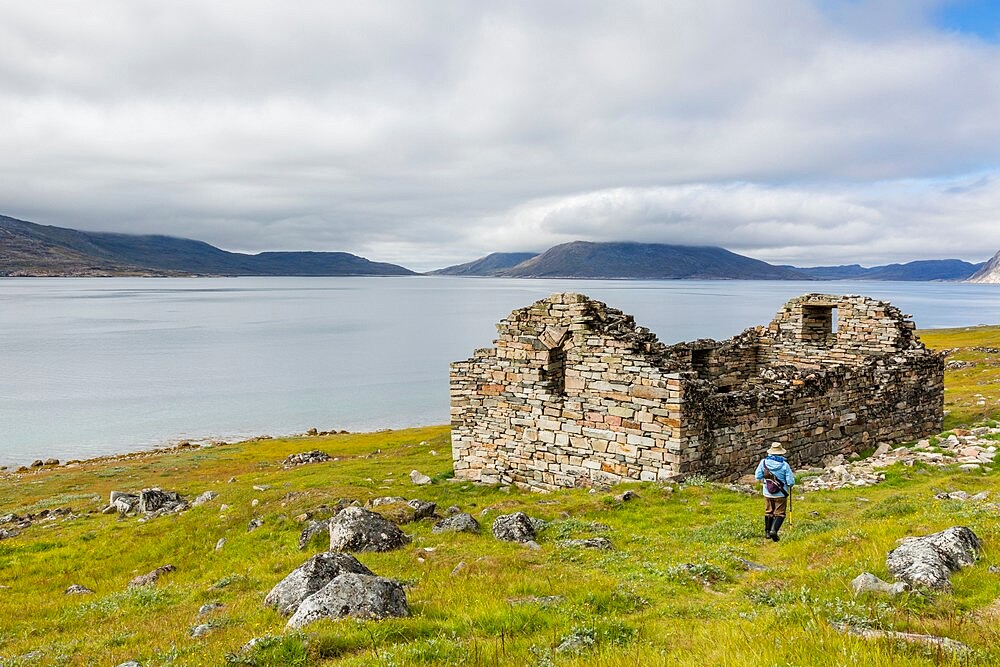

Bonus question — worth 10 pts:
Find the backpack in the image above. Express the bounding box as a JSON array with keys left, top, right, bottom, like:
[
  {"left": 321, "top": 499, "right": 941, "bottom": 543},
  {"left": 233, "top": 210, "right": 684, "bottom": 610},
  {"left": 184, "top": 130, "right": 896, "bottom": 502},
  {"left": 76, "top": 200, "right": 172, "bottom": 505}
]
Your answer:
[{"left": 761, "top": 463, "right": 787, "bottom": 496}]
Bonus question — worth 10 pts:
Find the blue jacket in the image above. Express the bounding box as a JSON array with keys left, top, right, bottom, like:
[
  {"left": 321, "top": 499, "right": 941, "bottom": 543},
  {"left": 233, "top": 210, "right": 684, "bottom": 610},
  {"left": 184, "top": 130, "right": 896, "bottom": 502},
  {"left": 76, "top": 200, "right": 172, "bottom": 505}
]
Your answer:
[{"left": 755, "top": 456, "right": 795, "bottom": 498}]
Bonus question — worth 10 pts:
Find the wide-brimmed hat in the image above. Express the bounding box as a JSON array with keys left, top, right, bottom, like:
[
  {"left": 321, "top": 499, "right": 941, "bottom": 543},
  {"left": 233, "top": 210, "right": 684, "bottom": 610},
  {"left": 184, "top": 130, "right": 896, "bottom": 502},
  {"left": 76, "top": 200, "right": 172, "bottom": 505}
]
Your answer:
[{"left": 766, "top": 442, "right": 787, "bottom": 456}]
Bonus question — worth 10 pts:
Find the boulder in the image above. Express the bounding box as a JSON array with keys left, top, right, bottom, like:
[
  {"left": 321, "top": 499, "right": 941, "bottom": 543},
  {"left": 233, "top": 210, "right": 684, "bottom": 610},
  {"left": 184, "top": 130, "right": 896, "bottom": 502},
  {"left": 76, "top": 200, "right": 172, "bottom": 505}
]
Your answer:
[
  {"left": 408, "top": 499, "right": 436, "bottom": 520},
  {"left": 44, "top": 458, "right": 59, "bottom": 466},
  {"left": 850, "top": 572, "right": 909, "bottom": 597},
  {"left": 138, "top": 488, "right": 184, "bottom": 514},
  {"left": 108, "top": 492, "right": 140, "bottom": 514},
  {"left": 191, "top": 491, "right": 218, "bottom": 506},
  {"left": 329, "top": 506, "right": 409, "bottom": 552},
  {"left": 432, "top": 513, "right": 481, "bottom": 535},
  {"left": 886, "top": 526, "right": 981, "bottom": 590},
  {"left": 286, "top": 573, "right": 409, "bottom": 628},
  {"left": 264, "top": 552, "right": 375, "bottom": 616},
  {"left": 492, "top": 512, "right": 537, "bottom": 543}
]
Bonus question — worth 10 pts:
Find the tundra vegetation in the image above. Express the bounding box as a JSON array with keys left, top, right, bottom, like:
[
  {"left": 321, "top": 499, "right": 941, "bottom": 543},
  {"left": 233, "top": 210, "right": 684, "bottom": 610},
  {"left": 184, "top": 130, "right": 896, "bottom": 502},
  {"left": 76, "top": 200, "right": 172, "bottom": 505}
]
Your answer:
[{"left": 0, "top": 325, "right": 998, "bottom": 666}]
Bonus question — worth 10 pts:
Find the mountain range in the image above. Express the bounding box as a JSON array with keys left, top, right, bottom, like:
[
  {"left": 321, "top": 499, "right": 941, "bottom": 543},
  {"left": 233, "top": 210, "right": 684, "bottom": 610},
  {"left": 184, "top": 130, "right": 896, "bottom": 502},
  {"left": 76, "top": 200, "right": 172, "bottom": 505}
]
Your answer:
[
  {"left": 0, "top": 215, "right": 414, "bottom": 277},
  {"left": 1, "top": 214, "right": 994, "bottom": 281}
]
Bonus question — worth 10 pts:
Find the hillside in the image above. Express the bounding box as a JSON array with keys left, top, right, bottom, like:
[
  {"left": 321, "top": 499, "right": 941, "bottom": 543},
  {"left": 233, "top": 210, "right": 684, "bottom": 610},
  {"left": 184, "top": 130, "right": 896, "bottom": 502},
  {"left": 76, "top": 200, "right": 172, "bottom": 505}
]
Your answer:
[
  {"left": 967, "top": 250, "right": 1000, "bottom": 283},
  {"left": 0, "top": 215, "right": 415, "bottom": 277},
  {"left": 498, "top": 241, "right": 809, "bottom": 279},
  {"left": 1, "top": 327, "right": 998, "bottom": 665},
  {"left": 429, "top": 252, "right": 539, "bottom": 276},
  {"left": 796, "top": 259, "right": 984, "bottom": 281}
]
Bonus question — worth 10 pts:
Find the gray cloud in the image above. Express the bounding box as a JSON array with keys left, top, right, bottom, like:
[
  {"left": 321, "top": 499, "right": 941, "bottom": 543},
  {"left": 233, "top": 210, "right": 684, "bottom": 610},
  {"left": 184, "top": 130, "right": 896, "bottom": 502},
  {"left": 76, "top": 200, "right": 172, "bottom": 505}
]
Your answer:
[{"left": 1, "top": 1, "right": 998, "bottom": 271}]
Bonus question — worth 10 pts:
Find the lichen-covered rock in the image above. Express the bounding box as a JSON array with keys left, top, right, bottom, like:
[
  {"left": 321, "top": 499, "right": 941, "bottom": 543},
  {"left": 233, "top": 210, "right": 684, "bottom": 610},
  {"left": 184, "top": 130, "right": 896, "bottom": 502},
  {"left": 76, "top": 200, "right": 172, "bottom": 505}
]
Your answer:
[
  {"left": 138, "top": 488, "right": 184, "bottom": 514},
  {"left": 191, "top": 491, "right": 218, "bottom": 506},
  {"left": 558, "top": 537, "right": 612, "bottom": 550},
  {"left": 264, "top": 552, "right": 374, "bottom": 616},
  {"left": 886, "top": 526, "right": 981, "bottom": 590},
  {"left": 128, "top": 564, "right": 176, "bottom": 588},
  {"left": 64, "top": 584, "right": 95, "bottom": 595},
  {"left": 432, "top": 513, "right": 481, "bottom": 534},
  {"left": 850, "top": 572, "right": 909, "bottom": 596},
  {"left": 410, "top": 470, "right": 432, "bottom": 485},
  {"left": 286, "top": 573, "right": 409, "bottom": 628},
  {"left": 492, "top": 512, "right": 536, "bottom": 543},
  {"left": 329, "top": 506, "right": 409, "bottom": 552},
  {"left": 407, "top": 499, "right": 436, "bottom": 520},
  {"left": 298, "top": 518, "right": 332, "bottom": 550}
]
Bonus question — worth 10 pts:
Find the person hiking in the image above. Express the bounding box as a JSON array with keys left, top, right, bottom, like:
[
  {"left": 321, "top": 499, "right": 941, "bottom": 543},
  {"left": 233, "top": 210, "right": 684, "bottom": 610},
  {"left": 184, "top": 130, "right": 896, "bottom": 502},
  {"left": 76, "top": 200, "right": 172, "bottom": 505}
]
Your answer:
[{"left": 755, "top": 442, "right": 795, "bottom": 542}]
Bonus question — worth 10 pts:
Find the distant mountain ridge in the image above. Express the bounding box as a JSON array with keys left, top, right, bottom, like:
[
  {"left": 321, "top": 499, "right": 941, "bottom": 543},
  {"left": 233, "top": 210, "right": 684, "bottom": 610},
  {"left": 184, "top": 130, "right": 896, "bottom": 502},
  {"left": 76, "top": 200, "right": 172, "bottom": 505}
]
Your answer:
[
  {"left": 429, "top": 252, "right": 539, "bottom": 276},
  {"left": 792, "top": 259, "right": 985, "bottom": 281},
  {"left": 0, "top": 215, "right": 415, "bottom": 277},
  {"left": 967, "top": 250, "right": 1000, "bottom": 283},
  {"left": 492, "top": 241, "right": 808, "bottom": 279}
]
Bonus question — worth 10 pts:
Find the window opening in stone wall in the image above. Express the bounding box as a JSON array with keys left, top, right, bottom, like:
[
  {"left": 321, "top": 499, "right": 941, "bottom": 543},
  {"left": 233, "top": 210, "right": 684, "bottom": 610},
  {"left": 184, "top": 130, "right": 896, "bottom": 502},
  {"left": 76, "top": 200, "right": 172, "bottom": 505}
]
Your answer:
[
  {"left": 691, "top": 348, "right": 713, "bottom": 379},
  {"left": 800, "top": 305, "right": 837, "bottom": 345},
  {"left": 545, "top": 346, "right": 566, "bottom": 396}
]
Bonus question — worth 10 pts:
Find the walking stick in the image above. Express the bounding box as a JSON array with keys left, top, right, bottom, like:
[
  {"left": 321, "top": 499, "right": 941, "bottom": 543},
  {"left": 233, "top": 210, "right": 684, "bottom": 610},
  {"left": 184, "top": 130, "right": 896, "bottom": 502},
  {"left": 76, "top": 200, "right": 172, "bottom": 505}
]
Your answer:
[{"left": 787, "top": 493, "right": 792, "bottom": 528}]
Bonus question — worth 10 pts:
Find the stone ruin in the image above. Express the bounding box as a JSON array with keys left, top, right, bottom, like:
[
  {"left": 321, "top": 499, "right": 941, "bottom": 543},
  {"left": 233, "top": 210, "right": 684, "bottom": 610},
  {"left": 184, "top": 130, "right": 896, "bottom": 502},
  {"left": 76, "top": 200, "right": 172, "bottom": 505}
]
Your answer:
[{"left": 450, "top": 293, "right": 944, "bottom": 490}]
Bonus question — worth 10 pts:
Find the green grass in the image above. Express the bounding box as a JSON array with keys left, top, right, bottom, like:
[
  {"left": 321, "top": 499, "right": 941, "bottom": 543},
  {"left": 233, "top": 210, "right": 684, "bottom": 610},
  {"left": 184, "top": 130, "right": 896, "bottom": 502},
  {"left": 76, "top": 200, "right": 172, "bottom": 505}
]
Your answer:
[{"left": 0, "top": 326, "right": 998, "bottom": 665}]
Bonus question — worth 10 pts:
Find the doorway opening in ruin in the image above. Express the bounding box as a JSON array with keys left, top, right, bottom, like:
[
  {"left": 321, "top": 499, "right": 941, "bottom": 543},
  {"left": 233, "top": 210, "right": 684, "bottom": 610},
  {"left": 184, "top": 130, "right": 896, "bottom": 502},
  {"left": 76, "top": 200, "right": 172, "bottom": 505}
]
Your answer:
[
  {"left": 801, "top": 305, "right": 838, "bottom": 345},
  {"left": 691, "top": 348, "right": 714, "bottom": 379},
  {"left": 545, "top": 346, "right": 567, "bottom": 396}
]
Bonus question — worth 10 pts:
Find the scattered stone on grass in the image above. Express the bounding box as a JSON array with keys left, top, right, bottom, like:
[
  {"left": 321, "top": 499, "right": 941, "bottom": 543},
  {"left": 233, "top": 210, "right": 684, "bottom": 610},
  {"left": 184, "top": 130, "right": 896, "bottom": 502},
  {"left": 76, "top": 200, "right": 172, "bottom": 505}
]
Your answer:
[
  {"left": 886, "top": 526, "right": 981, "bottom": 590},
  {"left": 198, "top": 602, "right": 223, "bottom": 616},
  {"left": 450, "top": 561, "right": 466, "bottom": 576},
  {"left": 265, "top": 552, "right": 375, "bottom": 616},
  {"left": 433, "top": 513, "right": 481, "bottom": 535},
  {"left": 737, "top": 558, "right": 769, "bottom": 572},
  {"left": 282, "top": 451, "right": 332, "bottom": 468},
  {"left": 286, "top": 573, "right": 409, "bottom": 628},
  {"left": 247, "top": 518, "right": 264, "bottom": 532},
  {"left": 850, "top": 572, "right": 909, "bottom": 597},
  {"left": 492, "top": 512, "right": 537, "bottom": 543},
  {"left": 410, "top": 470, "right": 432, "bottom": 486},
  {"left": 128, "top": 564, "right": 176, "bottom": 589},
  {"left": 833, "top": 623, "right": 969, "bottom": 655},
  {"left": 215, "top": 538, "right": 226, "bottom": 551},
  {"left": 191, "top": 491, "right": 218, "bottom": 506},
  {"left": 298, "top": 519, "right": 332, "bottom": 549},
  {"left": 189, "top": 624, "right": 213, "bottom": 638},
  {"left": 328, "top": 506, "right": 409, "bottom": 552},
  {"left": 64, "top": 584, "right": 94, "bottom": 595},
  {"left": 558, "top": 537, "right": 612, "bottom": 550},
  {"left": 615, "top": 490, "right": 640, "bottom": 502}
]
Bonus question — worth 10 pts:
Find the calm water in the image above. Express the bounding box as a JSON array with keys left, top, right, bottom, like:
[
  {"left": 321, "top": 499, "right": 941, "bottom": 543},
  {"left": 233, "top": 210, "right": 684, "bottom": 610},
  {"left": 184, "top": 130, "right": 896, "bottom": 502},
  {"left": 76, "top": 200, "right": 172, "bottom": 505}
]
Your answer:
[{"left": 1, "top": 277, "right": 998, "bottom": 467}]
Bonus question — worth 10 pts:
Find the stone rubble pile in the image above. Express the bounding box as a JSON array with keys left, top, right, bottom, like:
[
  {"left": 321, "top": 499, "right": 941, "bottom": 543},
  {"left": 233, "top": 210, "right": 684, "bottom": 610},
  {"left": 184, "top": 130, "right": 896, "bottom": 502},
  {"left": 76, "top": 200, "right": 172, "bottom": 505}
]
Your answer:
[
  {"left": 801, "top": 425, "right": 999, "bottom": 491},
  {"left": 0, "top": 507, "right": 75, "bottom": 541},
  {"left": 281, "top": 450, "right": 332, "bottom": 468}
]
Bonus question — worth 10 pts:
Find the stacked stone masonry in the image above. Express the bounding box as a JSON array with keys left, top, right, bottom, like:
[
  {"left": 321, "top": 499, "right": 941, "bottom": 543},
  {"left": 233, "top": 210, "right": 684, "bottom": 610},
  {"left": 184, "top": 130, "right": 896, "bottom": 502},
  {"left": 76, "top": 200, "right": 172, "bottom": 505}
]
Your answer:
[{"left": 450, "top": 293, "right": 944, "bottom": 490}]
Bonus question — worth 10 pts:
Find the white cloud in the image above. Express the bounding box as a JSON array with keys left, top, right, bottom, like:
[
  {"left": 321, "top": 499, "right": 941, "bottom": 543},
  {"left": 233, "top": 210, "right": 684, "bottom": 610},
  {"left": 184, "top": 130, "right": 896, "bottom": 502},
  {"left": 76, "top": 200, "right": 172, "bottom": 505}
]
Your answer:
[{"left": 0, "top": 1, "right": 998, "bottom": 271}]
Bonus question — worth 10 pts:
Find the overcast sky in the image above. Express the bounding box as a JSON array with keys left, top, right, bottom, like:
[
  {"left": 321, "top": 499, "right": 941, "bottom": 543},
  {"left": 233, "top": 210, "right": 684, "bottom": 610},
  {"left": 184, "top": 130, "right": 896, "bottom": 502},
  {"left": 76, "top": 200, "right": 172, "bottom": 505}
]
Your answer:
[{"left": 2, "top": 0, "right": 1000, "bottom": 271}]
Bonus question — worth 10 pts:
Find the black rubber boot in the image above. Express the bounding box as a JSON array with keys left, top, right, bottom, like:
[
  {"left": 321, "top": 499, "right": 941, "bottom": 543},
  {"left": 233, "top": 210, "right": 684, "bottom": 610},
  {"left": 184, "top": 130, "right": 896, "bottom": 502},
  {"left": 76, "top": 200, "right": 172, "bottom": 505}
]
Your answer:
[
  {"left": 764, "top": 516, "right": 773, "bottom": 537},
  {"left": 769, "top": 516, "right": 784, "bottom": 542}
]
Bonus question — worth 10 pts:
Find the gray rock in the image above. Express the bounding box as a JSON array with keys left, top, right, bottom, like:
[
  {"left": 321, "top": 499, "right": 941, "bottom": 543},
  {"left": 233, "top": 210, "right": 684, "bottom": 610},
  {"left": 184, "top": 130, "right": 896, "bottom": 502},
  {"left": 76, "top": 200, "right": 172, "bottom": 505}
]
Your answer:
[
  {"left": 247, "top": 518, "right": 264, "bottom": 532},
  {"left": 368, "top": 496, "right": 407, "bottom": 508},
  {"left": 615, "top": 490, "right": 640, "bottom": 502},
  {"left": 450, "top": 561, "right": 466, "bottom": 576},
  {"left": 191, "top": 491, "right": 218, "bottom": 506},
  {"left": 872, "top": 442, "right": 892, "bottom": 458},
  {"left": 282, "top": 450, "right": 332, "bottom": 468},
  {"left": 445, "top": 505, "right": 461, "bottom": 516},
  {"left": 127, "top": 564, "right": 176, "bottom": 588},
  {"left": 850, "top": 572, "right": 910, "bottom": 596},
  {"left": 116, "top": 662, "right": 141, "bottom": 667},
  {"left": 737, "top": 558, "right": 769, "bottom": 572},
  {"left": 190, "top": 623, "right": 212, "bottom": 638},
  {"left": 138, "top": 488, "right": 183, "bottom": 514},
  {"left": 492, "top": 512, "right": 536, "bottom": 543},
  {"left": 432, "top": 513, "right": 481, "bottom": 534},
  {"left": 108, "top": 493, "right": 139, "bottom": 514},
  {"left": 328, "top": 506, "right": 409, "bottom": 552},
  {"left": 64, "top": 584, "right": 94, "bottom": 595},
  {"left": 298, "top": 518, "right": 332, "bottom": 550},
  {"left": 524, "top": 540, "right": 542, "bottom": 550},
  {"left": 198, "top": 602, "right": 223, "bottom": 616},
  {"left": 407, "top": 499, "right": 436, "bottom": 520},
  {"left": 286, "top": 573, "right": 409, "bottom": 628},
  {"left": 886, "top": 526, "right": 982, "bottom": 590},
  {"left": 215, "top": 538, "right": 226, "bottom": 551},
  {"left": 410, "top": 470, "right": 432, "bottom": 485},
  {"left": 558, "top": 537, "right": 612, "bottom": 550},
  {"left": 265, "top": 552, "right": 375, "bottom": 616}
]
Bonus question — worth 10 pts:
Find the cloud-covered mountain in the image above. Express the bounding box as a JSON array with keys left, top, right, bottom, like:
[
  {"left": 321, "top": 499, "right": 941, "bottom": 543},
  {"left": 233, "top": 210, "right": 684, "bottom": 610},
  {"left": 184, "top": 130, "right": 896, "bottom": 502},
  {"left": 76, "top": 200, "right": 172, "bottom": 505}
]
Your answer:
[
  {"left": 491, "top": 241, "right": 809, "bottom": 280},
  {"left": 0, "top": 215, "right": 414, "bottom": 277}
]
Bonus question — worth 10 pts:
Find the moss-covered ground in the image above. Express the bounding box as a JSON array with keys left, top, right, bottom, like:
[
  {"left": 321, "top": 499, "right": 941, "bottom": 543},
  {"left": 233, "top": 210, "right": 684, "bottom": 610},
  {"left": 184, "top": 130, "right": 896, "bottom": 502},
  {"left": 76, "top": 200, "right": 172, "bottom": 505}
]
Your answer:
[{"left": 0, "top": 327, "right": 998, "bottom": 666}]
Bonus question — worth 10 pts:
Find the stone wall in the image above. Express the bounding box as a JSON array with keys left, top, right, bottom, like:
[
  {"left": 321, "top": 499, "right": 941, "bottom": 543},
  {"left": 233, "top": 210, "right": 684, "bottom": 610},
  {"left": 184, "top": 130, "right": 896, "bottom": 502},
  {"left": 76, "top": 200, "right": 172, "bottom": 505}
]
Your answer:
[{"left": 451, "top": 293, "right": 944, "bottom": 490}]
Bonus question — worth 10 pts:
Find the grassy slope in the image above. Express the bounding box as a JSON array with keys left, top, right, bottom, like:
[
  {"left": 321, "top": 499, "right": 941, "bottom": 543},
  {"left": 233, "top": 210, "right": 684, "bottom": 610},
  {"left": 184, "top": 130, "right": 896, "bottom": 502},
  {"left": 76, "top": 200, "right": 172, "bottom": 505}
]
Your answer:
[{"left": 0, "top": 329, "right": 998, "bottom": 666}]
